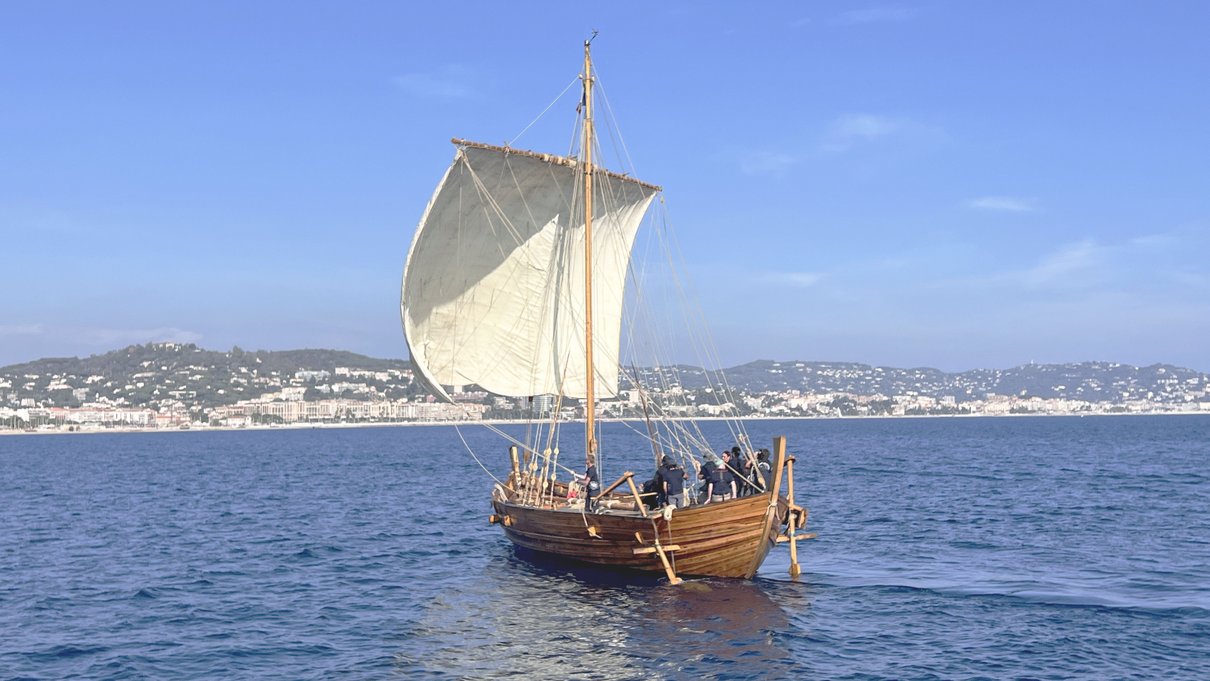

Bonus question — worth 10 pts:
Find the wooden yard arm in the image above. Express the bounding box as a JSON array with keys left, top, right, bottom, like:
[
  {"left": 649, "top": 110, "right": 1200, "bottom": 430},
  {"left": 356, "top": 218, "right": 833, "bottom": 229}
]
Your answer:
[{"left": 598, "top": 471, "right": 636, "bottom": 498}]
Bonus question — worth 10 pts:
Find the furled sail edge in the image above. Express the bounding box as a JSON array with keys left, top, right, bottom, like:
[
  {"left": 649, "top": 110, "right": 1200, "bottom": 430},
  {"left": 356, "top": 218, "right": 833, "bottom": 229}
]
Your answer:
[{"left": 400, "top": 151, "right": 460, "bottom": 404}]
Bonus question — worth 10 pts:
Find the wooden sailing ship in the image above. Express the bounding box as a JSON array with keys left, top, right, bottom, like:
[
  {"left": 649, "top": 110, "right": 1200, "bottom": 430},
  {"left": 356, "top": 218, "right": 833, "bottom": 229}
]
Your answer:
[{"left": 400, "top": 37, "right": 812, "bottom": 582}]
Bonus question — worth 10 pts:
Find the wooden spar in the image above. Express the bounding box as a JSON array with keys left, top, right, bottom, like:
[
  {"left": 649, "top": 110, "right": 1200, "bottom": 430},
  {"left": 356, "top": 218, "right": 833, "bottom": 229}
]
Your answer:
[
  {"left": 509, "top": 445, "right": 520, "bottom": 483},
  {"left": 519, "top": 451, "right": 533, "bottom": 506},
  {"left": 448, "top": 138, "right": 661, "bottom": 191},
  {"left": 521, "top": 448, "right": 536, "bottom": 505},
  {"left": 624, "top": 475, "right": 650, "bottom": 519},
  {"left": 786, "top": 454, "right": 801, "bottom": 577},
  {"left": 633, "top": 377, "right": 664, "bottom": 469},
  {"left": 539, "top": 447, "right": 553, "bottom": 507},
  {"left": 582, "top": 36, "right": 597, "bottom": 465},
  {"left": 598, "top": 471, "right": 635, "bottom": 498},
  {"left": 743, "top": 436, "right": 788, "bottom": 579},
  {"left": 645, "top": 514, "right": 682, "bottom": 584},
  {"left": 651, "top": 542, "right": 682, "bottom": 585},
  {"left": 777, "top": 533, "right": 816, "bottom": 543},
  {"left": 634, "top": 544, "right": 682, "bottom": 554},
  {"left": 631, "top": 531, "right": 682, "bottom": 584}
]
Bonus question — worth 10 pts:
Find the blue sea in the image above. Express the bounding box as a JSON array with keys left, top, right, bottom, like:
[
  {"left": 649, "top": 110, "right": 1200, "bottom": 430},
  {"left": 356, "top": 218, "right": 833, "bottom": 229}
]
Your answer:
[{"left": 2, "top": 416, "right": 1208, "bottom": 679}]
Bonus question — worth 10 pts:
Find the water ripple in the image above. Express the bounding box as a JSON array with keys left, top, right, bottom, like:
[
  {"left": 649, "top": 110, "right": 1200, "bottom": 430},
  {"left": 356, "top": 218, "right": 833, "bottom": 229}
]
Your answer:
[{"left": 2, "top": 416, "right": 1209, "bottom": 678}]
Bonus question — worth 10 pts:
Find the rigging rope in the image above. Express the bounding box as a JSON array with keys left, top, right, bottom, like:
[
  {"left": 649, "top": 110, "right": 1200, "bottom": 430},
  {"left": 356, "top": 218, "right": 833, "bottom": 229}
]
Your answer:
[
  {"left": 430, "top": 68, "right": 764, "bottom": 505},
  {"left": 508, "top": 77, "right": 581, "bottom": 148}
]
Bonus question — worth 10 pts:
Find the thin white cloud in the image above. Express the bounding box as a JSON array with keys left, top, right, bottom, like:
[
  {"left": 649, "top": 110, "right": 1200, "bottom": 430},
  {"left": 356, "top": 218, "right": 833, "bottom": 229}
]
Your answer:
[
  {"left": 966, "top": 196, "right": 1039, "bottom": 213},
  {"left": 835, "top": 6, "right": 920, "bottom": 25},
  {"left": 763, "top": 272, "right": 824, "bottom": 288},
  {"left": 0, "top": 324, "right": 43, "bottom": 337},
  {"left": 833, "top": 114, "right": 901, "bottom": 141},
  {"left": 821, "top": 114, "right": 941, "bottom": 152},
  {"left": 1128, "top": 233, "right": 1176, "bottom": 248},
  {"left": 932, "top": 240, "right": 1103, "bottom": 291},
  {"left": 1022, "top": 239, "right": 1101, "bottom": 286},
  {"left": 393, "top": 65, "right": 475, "bottom": 99},
  {"left": 740, "top": 150, "right": 797, "bottom": 176},
  {"left": 946, "top": 230, "right": 1196, "bottom": 294}
]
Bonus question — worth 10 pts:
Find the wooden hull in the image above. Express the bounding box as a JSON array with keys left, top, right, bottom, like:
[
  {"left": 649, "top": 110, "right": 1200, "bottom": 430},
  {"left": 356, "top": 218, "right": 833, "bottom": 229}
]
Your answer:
[{"left": 491, "top": 493, "right": 790, "bottom": 579}]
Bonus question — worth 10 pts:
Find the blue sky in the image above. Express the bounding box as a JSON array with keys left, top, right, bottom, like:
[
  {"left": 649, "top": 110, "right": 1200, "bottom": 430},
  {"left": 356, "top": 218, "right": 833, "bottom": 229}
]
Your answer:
[{"left": 2, "top": 2, "right": 1208, "bottom": 372}]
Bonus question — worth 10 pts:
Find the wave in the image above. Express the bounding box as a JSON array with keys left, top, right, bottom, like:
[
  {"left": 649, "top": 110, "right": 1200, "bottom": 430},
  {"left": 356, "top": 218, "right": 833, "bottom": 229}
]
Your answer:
[{"left": 804, "top": 572, "right": 1210, "bottom": 614}]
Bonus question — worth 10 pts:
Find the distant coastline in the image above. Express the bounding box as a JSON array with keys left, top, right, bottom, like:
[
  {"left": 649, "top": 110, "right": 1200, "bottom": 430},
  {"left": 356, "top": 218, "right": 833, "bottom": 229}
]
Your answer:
[
  {"left": 4, "top": 410, "right": 1207, "bottom": 438},
  {"left": 4, "top": 343, "right": 1208, "bottom": 434}
]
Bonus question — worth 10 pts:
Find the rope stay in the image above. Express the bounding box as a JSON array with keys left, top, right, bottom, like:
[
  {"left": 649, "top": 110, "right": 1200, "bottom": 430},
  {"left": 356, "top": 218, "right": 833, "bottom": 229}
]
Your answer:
[
  {"left": 432, "top": 57, "right": 761, "bottom": 507},
  {"left": 508, "top": 76, "right": 581, "bottom": 149}
]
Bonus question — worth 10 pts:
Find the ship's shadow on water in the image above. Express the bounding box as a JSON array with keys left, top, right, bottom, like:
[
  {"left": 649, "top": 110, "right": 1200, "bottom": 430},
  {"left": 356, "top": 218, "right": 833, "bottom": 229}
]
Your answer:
[{"left": 396, "top": 543, "right": 805, "bottom": 679}]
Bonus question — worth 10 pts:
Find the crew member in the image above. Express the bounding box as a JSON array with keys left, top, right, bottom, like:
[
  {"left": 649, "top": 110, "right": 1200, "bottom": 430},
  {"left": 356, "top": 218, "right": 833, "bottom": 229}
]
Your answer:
[
  {"left": 753, "top": 448, "right": 772, "bottom": 493},
  {"left": 583, "top": 455, "right": 600, "bottom": 510},
  {"left": 711, "top": 450, "right": 736, "bottom": 503},
  {"left": 732, "top": 445, "right": 753, "bottom": 497},
  {"left": 700, "top": 452, "right": 720, "bottom": 503},
  {"left": 660, "top": 455, "right": 689, "bottom": 509}
]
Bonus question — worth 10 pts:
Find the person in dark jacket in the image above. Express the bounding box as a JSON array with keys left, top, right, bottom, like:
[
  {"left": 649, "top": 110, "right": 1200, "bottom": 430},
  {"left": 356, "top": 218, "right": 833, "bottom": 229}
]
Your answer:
[
  {"left": 583, "top": 455, "right": 600, "bottom": 510},
  {"left": 652, "top": 459, "right": 668, "bottom": 507},
  {"left": 700, "top": 452, "right": 720, "bottom": 503},
  {"left": 752, "top": 448, "right": 772, "bottom": 493},
  {"left": 732, "top": 445, "right": 754, "bottom": 497},
  {"left": 711, "top": 451, "right": 736, "bottom": 502},
  {"left": 660, "top": 456, "right": 689, "bottom": 508},
  {"left": 640, "top": 475, "right": 661, "bottom": 511}
]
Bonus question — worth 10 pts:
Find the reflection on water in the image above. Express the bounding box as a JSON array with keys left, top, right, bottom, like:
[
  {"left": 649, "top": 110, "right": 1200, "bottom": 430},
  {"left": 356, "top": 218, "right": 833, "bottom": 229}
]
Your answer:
[{"left": 398, "top": 545, "right": 806, "bottom": 679}]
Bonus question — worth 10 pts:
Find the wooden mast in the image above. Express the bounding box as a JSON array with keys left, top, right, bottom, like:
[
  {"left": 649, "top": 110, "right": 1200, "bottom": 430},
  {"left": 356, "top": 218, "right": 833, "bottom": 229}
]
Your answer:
[{"left": 582, "top": 34, "right": 597, "bottom": 465}]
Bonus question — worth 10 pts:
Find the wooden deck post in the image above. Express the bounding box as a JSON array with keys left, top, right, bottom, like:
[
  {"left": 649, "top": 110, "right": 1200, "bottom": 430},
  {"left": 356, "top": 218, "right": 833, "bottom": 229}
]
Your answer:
[
  {"left": 509, "top": 445, "right": 520, "bottom": 491},
  {"left": 785, "top": 455, "right": 801, "bottom": 577},
  {"left": 743, "top": 435, "right": 788, "bottom": 579}
]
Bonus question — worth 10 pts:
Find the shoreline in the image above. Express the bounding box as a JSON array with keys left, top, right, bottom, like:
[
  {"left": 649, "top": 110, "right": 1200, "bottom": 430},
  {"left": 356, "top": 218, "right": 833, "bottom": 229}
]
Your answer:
[{"left": 3, "top": 410, "right": 1207, "bottom": 437}]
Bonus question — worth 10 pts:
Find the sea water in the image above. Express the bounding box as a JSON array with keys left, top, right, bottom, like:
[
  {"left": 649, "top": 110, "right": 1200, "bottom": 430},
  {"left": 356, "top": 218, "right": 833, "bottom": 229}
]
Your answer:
[{"left": 2, "top": 416, "right": 1207, "bottom": 679}]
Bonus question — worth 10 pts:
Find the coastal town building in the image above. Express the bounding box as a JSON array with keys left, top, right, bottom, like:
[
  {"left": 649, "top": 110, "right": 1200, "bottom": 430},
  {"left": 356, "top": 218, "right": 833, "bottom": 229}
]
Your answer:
[{"left": 2, "top": 343, "right": 1207, "bottom": 433}]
